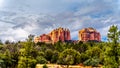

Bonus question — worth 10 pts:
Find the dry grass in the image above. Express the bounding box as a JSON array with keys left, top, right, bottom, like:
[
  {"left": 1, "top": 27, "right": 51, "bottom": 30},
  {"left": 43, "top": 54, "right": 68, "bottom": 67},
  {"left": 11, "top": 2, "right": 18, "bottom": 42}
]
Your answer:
[{"left": 36, "top": 64, "right": 102, "bottom": 68}]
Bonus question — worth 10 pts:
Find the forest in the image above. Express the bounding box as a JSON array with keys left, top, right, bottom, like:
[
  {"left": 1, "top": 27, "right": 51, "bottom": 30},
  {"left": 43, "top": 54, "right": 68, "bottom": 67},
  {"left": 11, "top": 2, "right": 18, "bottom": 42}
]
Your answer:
[{"left": 0, "top": 25, "right": 120, "bottom": 68}]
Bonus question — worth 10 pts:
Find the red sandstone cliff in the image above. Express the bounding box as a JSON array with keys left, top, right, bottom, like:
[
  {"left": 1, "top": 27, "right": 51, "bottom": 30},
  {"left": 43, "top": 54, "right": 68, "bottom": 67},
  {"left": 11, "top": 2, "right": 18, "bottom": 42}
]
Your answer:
[
  {"left": 34, "top": 27, "right": 101, "bottom": 43},
  {"left": 34, "top": 27, "right": 71, "bottom": 43},
  {"left": 79, "top": 27, "right": 101, "bottom": 42}
]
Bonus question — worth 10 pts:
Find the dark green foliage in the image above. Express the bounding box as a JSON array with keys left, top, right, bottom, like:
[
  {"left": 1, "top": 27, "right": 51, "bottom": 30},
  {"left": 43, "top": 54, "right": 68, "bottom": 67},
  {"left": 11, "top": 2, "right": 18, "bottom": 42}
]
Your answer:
[
  {"left": 45, "top": 49, "right": 53, "bottom": 62},
  {"left": 3, "top": 49, "right": 13, "bottom": 67},
  {"left": 83, "top": 57, "right": 100, "bottom": 67},
  {"left": 0, "top": 25, "right": 119, "bottom": 68},
  {"left": 85, "top": 46, "right": 102, "bottom": 58},
  {"left": 54, "top": 41, "right": 65, "bottom": 52},
  {"left": 17, "top": 35, "right": 37, "bottom": 68},
  {"left": 5, "top": 40, "right": 11, "bottom": 44},
  {"left": 0, "top": 40, "right": 3, "bottom": 45},
  {"left": 51, "top": 50, "right": 59, "bottom": 63},
  {"left": 103, "top": 25, "right": 120, "bottom": 68},
  {"left": 58, "top": 49, "right": 81, "bottom": 65},
  {"left": 80, "top": 53, "right": 89, "bottom": 63},
  {"left": 17, "top": 42, "right": 37, "bottom": 68},
  {"left": 36, "top": 56, "right": 47, "bottom": 64},
  {"left": 107, "top": 25, "right": 120, "bottom": 44},
  {"left": 43, "top": 64, "right": 48, "bottom": 68},
  {"left": 0, "top": 40, "right": 119, "bottom": 68},
  {"left": 73, "top": 43, "right": 88, "bottom": 53}
]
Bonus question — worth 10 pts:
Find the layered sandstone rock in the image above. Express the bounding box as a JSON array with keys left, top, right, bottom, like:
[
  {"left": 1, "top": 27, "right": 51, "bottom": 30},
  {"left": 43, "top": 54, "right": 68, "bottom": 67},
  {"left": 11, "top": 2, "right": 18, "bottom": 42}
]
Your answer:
[
  {"left": 39, "top": 34, "right": 52, "bottom": 43},
  {"left": 49, "top": 27, "right": 71, "bottom": 43},
  {"left": 34, "top": 27, "right": 71, "bottom": 43},
  {"left": 79, "top": 27, "right": 101, "bottom": 42}
]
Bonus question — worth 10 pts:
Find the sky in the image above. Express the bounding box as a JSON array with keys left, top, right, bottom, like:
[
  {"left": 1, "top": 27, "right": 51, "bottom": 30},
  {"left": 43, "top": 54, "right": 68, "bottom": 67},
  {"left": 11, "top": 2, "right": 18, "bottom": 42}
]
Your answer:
[{"left": 0, "top": 0, "right": 120, "bottom": 42}]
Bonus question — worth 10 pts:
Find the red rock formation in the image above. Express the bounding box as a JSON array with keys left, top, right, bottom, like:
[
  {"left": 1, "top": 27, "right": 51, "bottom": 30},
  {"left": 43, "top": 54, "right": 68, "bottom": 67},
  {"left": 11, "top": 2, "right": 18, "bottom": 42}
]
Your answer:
[
  {"left": 34, "top": 27, "right": 71, "bottom": 43},
  {"left": 79, "top": 27, "right": 101, "bottom": 42},
  {"left": 39, "top": 34, "right": 51, "bottom": 42},
  {"left": 49, "top": 27, "right": 71, "bottom": 43},
  {"left": 34, "top": 34, "right": 51, "bottom": 43}
]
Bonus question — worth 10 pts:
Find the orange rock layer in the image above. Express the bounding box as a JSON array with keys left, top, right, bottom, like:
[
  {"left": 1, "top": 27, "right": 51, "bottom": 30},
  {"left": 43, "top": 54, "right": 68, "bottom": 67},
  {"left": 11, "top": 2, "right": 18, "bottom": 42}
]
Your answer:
[
  {"left": 79, "top": 27, "right": 101, "bottom": 42},
  {"left": 34, "top": 27, "right": 71, "bottom": 43},
  {"left": 34, "top": 27, "right": 101, "bottom": 43}
]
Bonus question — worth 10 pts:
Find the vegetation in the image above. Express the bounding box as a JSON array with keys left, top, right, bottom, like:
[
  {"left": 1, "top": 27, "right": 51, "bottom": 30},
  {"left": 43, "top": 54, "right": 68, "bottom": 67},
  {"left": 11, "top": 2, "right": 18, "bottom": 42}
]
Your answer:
[
  {"left": 43, "top": 64, "right": 48, "bottom": 68},
  {"left": 57, "top": 49, "right": 81, "bottom": 68},
  {"left": 0, "top": 25, "right": 119, "bottom": 68}
]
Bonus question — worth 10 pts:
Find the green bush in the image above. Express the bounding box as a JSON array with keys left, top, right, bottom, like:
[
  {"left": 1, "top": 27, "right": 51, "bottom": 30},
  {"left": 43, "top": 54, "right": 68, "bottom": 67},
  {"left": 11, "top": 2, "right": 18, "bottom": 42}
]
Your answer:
[
  {"left": 43, "top": 64, "right": 48, "bottom": 68},
  {"left": 83, "top": 58, "right": 100, "bottom": 67},
  {"left": 36, "top": 56, "right": 47, "bottom": 64}
]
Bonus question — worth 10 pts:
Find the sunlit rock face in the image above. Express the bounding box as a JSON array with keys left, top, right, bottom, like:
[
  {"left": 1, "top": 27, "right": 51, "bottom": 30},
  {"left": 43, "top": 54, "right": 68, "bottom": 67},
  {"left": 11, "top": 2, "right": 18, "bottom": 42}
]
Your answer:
[
  {"left": 39, "top": 34, "right": 52, "bottom": 42},
  {"left": 34, "top": 27, "right": 71, "bottom": 43},
  {"left": 79, "top": 27, "right": 101, "bottom": 42}
]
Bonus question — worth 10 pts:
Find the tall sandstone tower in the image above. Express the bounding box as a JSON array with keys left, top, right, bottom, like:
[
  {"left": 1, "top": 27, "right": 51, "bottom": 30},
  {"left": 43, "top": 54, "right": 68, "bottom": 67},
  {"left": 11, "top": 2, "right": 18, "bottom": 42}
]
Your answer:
[
  {"left": 79, "top": 27, "right": 101, "bottom": 42},
  {"left": 34, "top": 27, "right": 71, "bottom": 43},
  {"left": 49, "top": 27, "right": 71, "bottom": 43}
]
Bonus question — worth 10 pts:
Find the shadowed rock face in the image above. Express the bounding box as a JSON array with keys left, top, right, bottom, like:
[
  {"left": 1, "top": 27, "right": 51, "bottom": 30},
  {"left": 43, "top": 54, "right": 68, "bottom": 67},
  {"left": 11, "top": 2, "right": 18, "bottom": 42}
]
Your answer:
[
  {"left": 79, "top": 27, "right": 101, "bottom": 42},
  {"left": 34, "top": 27, "right": 71, "bottom": 43}
]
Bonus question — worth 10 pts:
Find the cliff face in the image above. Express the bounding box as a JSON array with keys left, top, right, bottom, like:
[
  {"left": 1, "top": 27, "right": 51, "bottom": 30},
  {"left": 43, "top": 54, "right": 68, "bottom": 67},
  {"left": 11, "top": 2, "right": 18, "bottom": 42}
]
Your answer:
[
  {"left": 34, "top": 34, "right": 51, "bottom": 43},
  {"left": 79, "top": 27, "right": 101, "bottom": 42},
  {"left": 34, "top": 27, "right": 101, "bottom": 43},
  {"left": 49, "top": 27, "right": 71, "bottom": 43},
  {"left": 34, "top": 27, "right": 71, "bottom": 43}
]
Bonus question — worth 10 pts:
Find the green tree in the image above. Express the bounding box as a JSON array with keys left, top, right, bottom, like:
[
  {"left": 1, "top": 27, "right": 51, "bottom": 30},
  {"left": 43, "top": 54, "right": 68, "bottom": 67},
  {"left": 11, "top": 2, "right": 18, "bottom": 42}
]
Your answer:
[
  {"left": 5, "top": 40, "right": 11, "bottom": 44},
  {"left": 84, "top": 46, "right": 101, "bottom": 66},
  {"left": 36, "top": 56, "right": 47, "bottom": 64},
  {"left": 3, "top": 49, "right": 13, "bottom": 68},
  {"left": 43, "top": 64, "right": 48, "bottom": 68},
  {"left": 51, "top": 50, "right": 59, "bottom": 63},
  {"left": 85, "top": 46, "right": 102, "bottom": 58},
  {"left": 80, "top": 53, "right": 89, "bottom": 63},
  {"left": 17, "top": 47, "right": 36, "bottom": 68},
  {"left": 17, "top": 35, "right": 37, "bottom": 68},
  {"left": 83, "top": 57, "right": 100, "bottom": 67},
  {"left": 27, "top": 34, "right": 35, "bottom": 41},
  {"left": 0, "top": 53, "right": 5, "bottom": 68},
  {"left": 44, "top": 49, "right": 53, "bottom": 63},
  {"left": 103, "top": 25, "right": 120, "bottom": 68},
  {"left": 107, "top": 25, "right": 120, "bottom": 44},
  {"left": 54, "top": 41, "right": 65, "bottom": 52},
  {"left": 73, "top": 42, "right": 88, "bottom": 53},
  {"left": 0, "top": 40, "right": 3, "bottom": 45},
  {"left": 58, "top": 49, "right": 81, "bottom": 68}
]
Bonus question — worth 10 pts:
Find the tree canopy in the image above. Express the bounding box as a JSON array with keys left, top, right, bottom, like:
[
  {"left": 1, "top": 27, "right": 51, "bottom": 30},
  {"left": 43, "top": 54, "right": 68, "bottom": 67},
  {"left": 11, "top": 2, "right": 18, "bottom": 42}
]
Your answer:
[{"left": 0, "top": 25, "right": 119, "bottom": 68}]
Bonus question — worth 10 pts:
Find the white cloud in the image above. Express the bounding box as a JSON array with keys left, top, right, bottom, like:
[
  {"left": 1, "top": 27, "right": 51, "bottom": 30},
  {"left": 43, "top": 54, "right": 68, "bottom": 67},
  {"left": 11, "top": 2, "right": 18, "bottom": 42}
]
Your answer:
[
  {"left": 0, "top": 0, "right": 120, "bottom": 42},
  {"left": 0, "top": 28, "right": 29, "bottom": 42}
]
